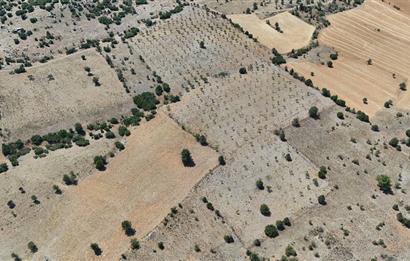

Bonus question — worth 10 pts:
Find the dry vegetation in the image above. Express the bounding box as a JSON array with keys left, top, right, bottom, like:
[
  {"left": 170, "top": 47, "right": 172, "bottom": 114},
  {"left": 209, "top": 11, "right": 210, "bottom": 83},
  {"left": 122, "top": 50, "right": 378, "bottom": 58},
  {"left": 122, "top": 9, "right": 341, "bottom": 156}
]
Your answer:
[
  {"left": 1, "top": 0, "right": 410, "bottom": 260},
  {"left": 228, "top": 12, "right": 315, "bottom": 53}
]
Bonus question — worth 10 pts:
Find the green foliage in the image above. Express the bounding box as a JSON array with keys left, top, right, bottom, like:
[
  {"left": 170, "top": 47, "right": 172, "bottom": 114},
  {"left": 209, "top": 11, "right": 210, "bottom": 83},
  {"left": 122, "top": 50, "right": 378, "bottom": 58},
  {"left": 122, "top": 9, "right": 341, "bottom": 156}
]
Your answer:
[
  {"left": 121, "top": 220, "right": 135, "bottom": 236},
  {"left": 133, "top": 92, "right": 159, "bottom": 111},
  {"left": 318, "top": 166, "right": 327, "bottom": 179},
  {"left": 181, "top": 149, "right": 194, "bottom": 167},
  {"left": 31, "top": 135, "right": 43, "bottom": 145},
  {"left": 389, "top": 137, "right": 399, "bottom": 148},
  {"left": 98, "top": 16, "right": 113, "bottom": 25},
  {"left": 195, "top": 134, "right": 208, "bottom": 146},
  {"left": 377, "top": 175, "right": 391, "bottom": 193},
  {"left": 90, "top": 243, "right": 102, "bottom": 256},
  {"left": 318, "top": 195, "right": 326, "bottom": 205},
  {"left": 321, "top": 88, "right": 331, "bottom": 97},
  {"left": 330, "top": 53, "right": 338, "bottom": 60},
  {"left": 94, "top": 155, "right": 107, "bottom": 171},
  {"left": 264, "top": 224, "right": 279, "bottom": 238},
  {"left": 218, "top": 155, "right": 226, "bottom": 166},
  {"left": 337, "top": 112, "right": 344, "bottom": 120},
  {"left": 105, "top": 131, "right": 115, "bottom": 139},
  {"left": 130, "top": 239, "right": 140, "bottom": 250},
  {"left": 0, "top": 163, "right": 8, "bottom": 173},
  {"left": 63, "top": 171, "right": 78, "bottom": 185},
  {"left": 124, "top": 27, "right": 139, "bottom": 38},
  {"left": 308, "top": 106, "right": 319, "bottom": 119},
  {"left": 118, "top": 125, "right": 131, "bottom": 136},
  {"left": 256, "top": 179, "right": 264, "bottom": 190},
  {"left": 356, "top": 111, "right": 369, "bottom": 122},
  {"left": 53, "top": 185, "right": 62, "bottom": 194},
  {"left": 260, "top": 204, "right": 271, "bottom": 216},
  {"left": 27, "top": 241, "right": 38, "bottom": 253},
  {"left": 115, "top": 141, "right": 125, "bottom": 151},
  {"left": 223, "top": 235, "right": 234, "bottom": 243},
  {"left": 285, "top": 245, "right": 297, "bottom": 257}
]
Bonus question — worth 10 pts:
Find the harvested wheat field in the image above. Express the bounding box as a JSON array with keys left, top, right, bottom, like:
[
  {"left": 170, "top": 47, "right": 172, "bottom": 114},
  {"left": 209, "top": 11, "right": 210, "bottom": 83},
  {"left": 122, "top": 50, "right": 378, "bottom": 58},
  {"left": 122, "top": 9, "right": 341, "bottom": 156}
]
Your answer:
[
  {"left": 384, "top": 0, "right": 410, "bottom": 16},
  {"left": 0, "top": 49, "right": 133, "bottom": 141},
  {"left": 1, "top": 111, "right": 218, "bottom": 260},
  {"left": 287, "top": 0, "right": 410, "bottom": 117},
  {"left": 228, "top": 12, "right": 315, "bottom": 53}
]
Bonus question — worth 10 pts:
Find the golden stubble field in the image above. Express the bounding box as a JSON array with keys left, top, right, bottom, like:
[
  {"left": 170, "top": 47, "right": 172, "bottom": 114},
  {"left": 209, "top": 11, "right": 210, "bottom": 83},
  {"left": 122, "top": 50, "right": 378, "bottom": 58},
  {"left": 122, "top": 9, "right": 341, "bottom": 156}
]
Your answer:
[
  {"left": 228, "top": 12, "right": 315, "bottom": 53},
  {"left": 0, "top": 111, "right": 218, "bottom": 260},
  {"left": 287, "top": 0, "right": 410, "bottom": 117}
]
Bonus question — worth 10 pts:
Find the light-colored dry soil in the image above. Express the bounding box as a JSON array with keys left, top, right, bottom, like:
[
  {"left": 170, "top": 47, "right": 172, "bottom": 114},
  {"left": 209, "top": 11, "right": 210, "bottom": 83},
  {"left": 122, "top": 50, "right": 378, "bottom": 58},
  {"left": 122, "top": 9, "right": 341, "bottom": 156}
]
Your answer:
[
  {"left": 0, "top": 49, "right": 133, "bottom": 141},
  {"left": 287, "top": 0, "right": 410, "bottom": 117},
  {"left": 0, "top": 111, "right": 219, "bottom": 261},
  {"left": 228, "top": 12, "right": 315, "bottom": 53},
  {"left": 384, "top": 0, "right": 410, "bottom": 16}
]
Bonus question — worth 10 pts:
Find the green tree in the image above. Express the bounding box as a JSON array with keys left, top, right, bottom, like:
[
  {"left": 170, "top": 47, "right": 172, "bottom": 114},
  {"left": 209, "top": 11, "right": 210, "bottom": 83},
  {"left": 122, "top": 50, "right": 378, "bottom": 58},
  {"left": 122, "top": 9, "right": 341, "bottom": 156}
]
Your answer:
[
  {"left": 90, "top": 243, "right": 102, "bottom": 256},
  {"left": 27, "top": 241, "right": 38, "bottom": 253},
  {"left": 181, "top": 149, "right": 194, "bottom": 167},
  {"left": 309, "top": 106, "right": 319, "bottom": 119},
  {"left": 377, "top": 175, "right": 391, "bottom": 193},
  {"left": 260, "top": 204, "right": 271, "bottom": 216},
  {"left": 264, "top": 224, "right": 279, "bottom": 238}
]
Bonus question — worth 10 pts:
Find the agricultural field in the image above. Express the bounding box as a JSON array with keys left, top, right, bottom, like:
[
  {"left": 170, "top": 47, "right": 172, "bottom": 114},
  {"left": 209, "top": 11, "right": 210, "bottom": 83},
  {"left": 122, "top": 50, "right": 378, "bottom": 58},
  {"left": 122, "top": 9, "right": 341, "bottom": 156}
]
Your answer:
[
  {"left": 1, "top": 0, "right": 410, "bottom": 260},
  {"left": 228, "top": 12, "right": 315, "bottom": 53},
  {"left": 0, "top": 49, "right": 133, "bottom": 141},
  {"left": 287, "top": 0, "right": 410, "bottom": 117}
]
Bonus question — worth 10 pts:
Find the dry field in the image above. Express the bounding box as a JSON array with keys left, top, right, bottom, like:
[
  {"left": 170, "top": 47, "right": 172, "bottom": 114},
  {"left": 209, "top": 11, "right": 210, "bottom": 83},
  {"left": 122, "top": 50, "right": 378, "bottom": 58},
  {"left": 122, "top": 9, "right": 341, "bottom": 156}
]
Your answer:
[
  {"left": 229, "top": 12, "right": 315, "bottom": 53},
  {"left": 0, "top": 49, "right": 133, "bottom": 141},
  {"left": 166, "top": 64, "right": 332, "bottom": 157},
  {"left": 287, "top": 0, "right": 410, "bottom": 117},
  {"left": 130, "top": 6, "right": 271, "bottom": 94},
  {"left": 384, "top": 0, "right": 410, "bottom": 15},
  {"left": 1, "top": 111, "right": 219, "bottom": 260}
]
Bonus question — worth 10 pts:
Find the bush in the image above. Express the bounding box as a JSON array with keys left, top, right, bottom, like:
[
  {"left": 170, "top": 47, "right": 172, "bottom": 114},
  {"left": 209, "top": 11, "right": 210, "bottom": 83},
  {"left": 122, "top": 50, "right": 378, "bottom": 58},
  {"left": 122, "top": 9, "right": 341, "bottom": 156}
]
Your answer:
[
  {"left": 239, "top": 67, "right": 247, "bottom": 74},
  {"left": 74, "top": 123, "right": 85, "bottom": 136},
  {"left": 291, "top": 118, "right": 300, "bottom": 127},
  {"left": 371, "top": 125, "right": 379, "bottom": 132},
  {"left": 130, "top": 239, "right": 140, "bottom": 250},
  {"left": 90, "top": 243, "right": 102, "bottom": 256},
  {"left": 389, "top": 137, "right": 399, "bottom": 148},
  {"left": 118, "top": 125, "right": 131, "bottom": 137},
  {"left": 94, "top": 155, "right": 107, "bottom": 171},
  {"left": 224, "top": 235, "right": 234, "bottom": 243},
  {"left": 285, "top": 245, "right": 297, "bottom": 257},
  {"left": 105, "top": 131, "right": 115, "bottom": 139},
  {"left": 377, "top": 175, "right": 391, "bottom": 193},
  {"left": 0, "top": 163, "right": 8, "bottom": 173},
  {"left": 256, "top": 179, "right": 264, "bottom": 190},
  {"left": 283, "top": 217, "right": 291, "bottom": 226},
  {"left": 321, "top": 88, "right": 331, "bottom": 97},
  {"left": 260, "top": 204, "right": 271, "bottom": 216},
  {"left": 196, "top": 134, "right": 208, "bottom": 146},
  {"left": 330, "top": 53, "right": 338, "bottom": 60},
  {"left": 31, "top": 135, "right": 43, "bottom": 145},
  {"left": 133, "top": 92, "right": 158, "bottom": 111},
  {"left": 264, "top": 225, "right": 279, "bottom": 238},
  {"left": 318, "top": 166, "right": 327, "bottom": 179},
  {"left": 53, "top": 185, "right": 62, "bottom": 194},
  {"left": 115, "top": 141, "right": 125, "bottom": 151},
  {"left": 356, "top": 111, "right": 369, "bottom": 122},
  {"left": 218, "top": 155, "right": 226, "bottom": 166},
  {"left": 337, "top": 112, "right": 344, "bottom": 119},
  {"left": 181, "top": 149, "right": 194, "bottom": 167},
  {"left": 276, "top": 220, "right": 285, "bottom": 231},
  {"left": 158, "top": 241, "right": 165, "bottom": 250},
  {"left": 121, "top": 220, "right": 135, "bottom": 236},
  {"left": 309, "top": 106, "right": 319, "bottom": 119},
  {"left": 63, "top": 171, "right": 78, "bottom": 185},
  {"left": 318, "top": 195, "right": 326, "bottom": 205},
  {"left": 27, "top": 241, "right": 38, "bottom": 253}
]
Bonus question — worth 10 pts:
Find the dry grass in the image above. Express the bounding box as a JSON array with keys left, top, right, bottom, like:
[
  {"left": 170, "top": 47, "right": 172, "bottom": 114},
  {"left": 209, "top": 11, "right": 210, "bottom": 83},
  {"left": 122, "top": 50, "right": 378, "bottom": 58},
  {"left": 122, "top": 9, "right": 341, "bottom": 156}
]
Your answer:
[
  {"left": 0, "top": 49, "right": 133, "bottom": 140},
  {"left": 287, "top": 0, "right": 410, "bottom": 117},
  {"left": 0, "top": 111, "right": 218, "bottom": 260},
  {"left": 229, "top": 12, "right": 315, "bottom": 53}
]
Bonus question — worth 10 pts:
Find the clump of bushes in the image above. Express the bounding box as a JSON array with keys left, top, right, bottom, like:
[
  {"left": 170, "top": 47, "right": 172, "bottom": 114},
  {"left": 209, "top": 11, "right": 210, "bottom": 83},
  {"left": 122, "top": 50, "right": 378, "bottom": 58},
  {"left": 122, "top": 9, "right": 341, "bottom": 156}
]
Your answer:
[
  {"left": 94, "top": 155, "right": 107, "bottom": 171},
  {"left": 181, "top": 149, "right": 194, "bottom": 167},
  {"left": 133, "top": 92, "right": 159, "bottom": 111}
]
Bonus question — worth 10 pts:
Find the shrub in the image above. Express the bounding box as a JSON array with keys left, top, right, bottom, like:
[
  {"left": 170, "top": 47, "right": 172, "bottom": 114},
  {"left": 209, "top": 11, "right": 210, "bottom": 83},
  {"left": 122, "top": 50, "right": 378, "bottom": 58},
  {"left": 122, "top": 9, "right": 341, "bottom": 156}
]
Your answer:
[
  {"left": 337, "top": 112, "right": 344, "bottom": 119},
  {"left": 130, "top": 239, "right": 140, "bottom": 250},
  {"left": 74, "top": 123, "right": 85, "bottom": 136},
  {"left": 206, "top": 202, "right": 214, "bottom": 211},
  {"left": 115, "top": 141, "right": 125, "bottom": 151},
  {"left": 7, "top": 200, "right": 16, "bottom": 209},
  {"left": 256, "top": 179, "right": 264, "bottom": 190},
  {"left": 196, "top": 134, "right": 208, "bottom": 146},
  {"left": 133, "top": 92, "right": 158, "bottom": 111},
  {"left": 53, "top": 185, "right": 62, "bottom": 194},
  {"left": 276, "top": 220, "right": 285, "bottom": 231},
  {"left": 399, "top": 82, "right": 407, "bottom": 91},
  {"left": 291, "top": 118, "right": 300, "bottom": 127},
  {"left": 356, "top": 111, "right": 369, "bottom": 122},
  {"left": 371, "top": 125, "right": 379, "bottom": 132},
  {"left": 90, "top": 243, "right": 102, "bottom": 256},
  {"left": 309, "top": 106, "right": 319, "bottom": 119},
  {"left": 121, "top": 220, "right": 135, "bottom": 236},
  {"left": 63, "top": 172, "right": 78, "bottom": 185},
  {"left": 330, "top": 53, "right": 338, "bottom": 60},
  {"left": 224, "top": 235, "right": 234, "bottom": 243},
  {"left": 260, "top": 204, "right": 271, "bottom": 216},
  {"left": 0, "top": 163, "right": 8, "bottom": 173},
  {"left": 377, "top": 175, "right": 391, "bottom": 193},
  {"left": 327, "top": 61, "right": 333, "bottom": 68},
  {"left": 218, "top": 155, "right": 226, "bottom": 166},
  {"left": 181, "top": 149, "right": 194, "bottom": 167},
  {"left": 283, "top": 217, "right": 291, "bottom": 226},
  {"left": 389, "top": 138, "right": 399, "bottom": 148},
  {"left": 27, "top": 241, "right": 38, "bottom": 253},
  {"left": 94, "top": 155, "right": 107, "bottom": 171},
  {"left": 264, "top": 225, "right": 279, "bottom": 238},
  {"left": 321, "top": 88, "right": 331, "bottom": 97},
  {"left": 318, "top": 166, "right": 327, "bottom": 179},
  {"left": 158, "top": 241, "right": 165, "bottom": 250},
  {"left": 285, "top": 245, "right": 297, "bottom": 256},
  {"left": 105, "top": 131, "right": 115, "bottom": 139},
  {"left": 239, "top": 67, "right": 247, "bottom": 74},
  {"left": 318, "top": 195, "right": 326, "bottom": 205},
  {"left": 31, "top": 135, "right": 43, "bottom": 145},
  {"left": 118, "top": 125, "right": 131, "bottom": 137}
]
